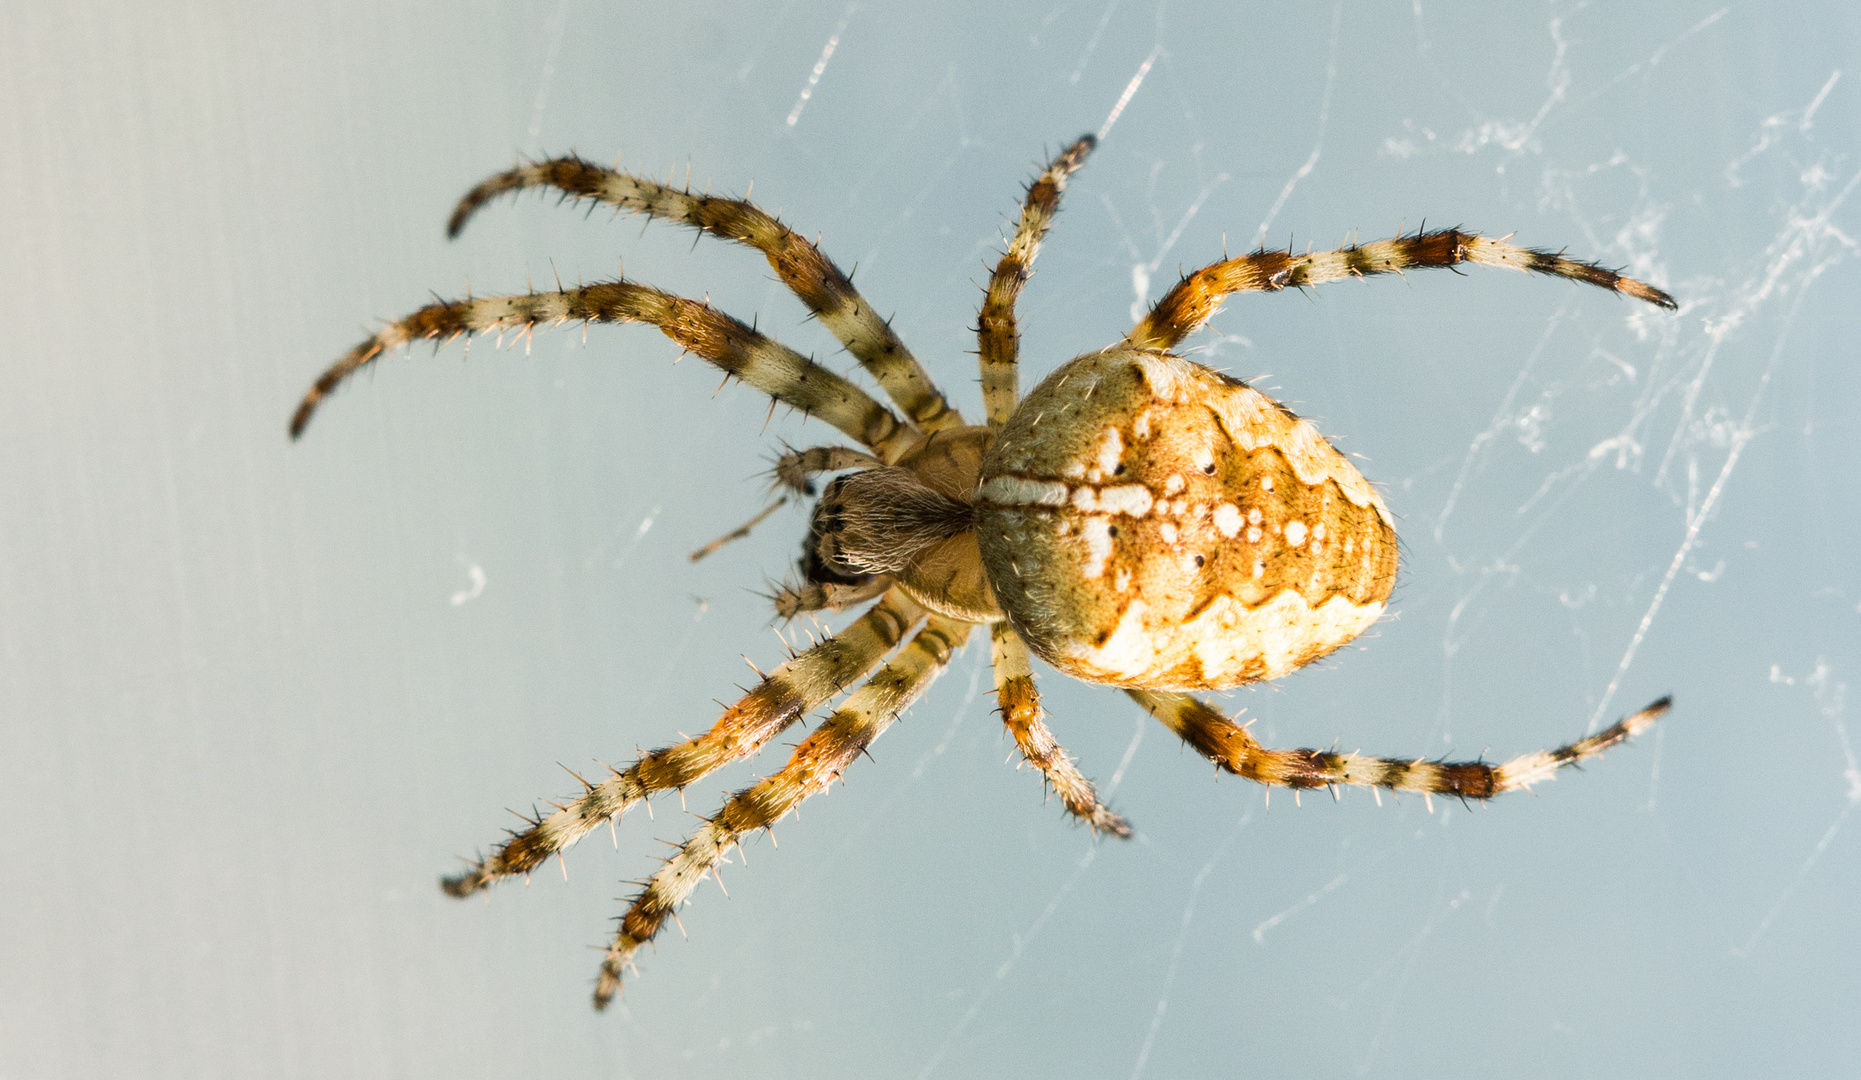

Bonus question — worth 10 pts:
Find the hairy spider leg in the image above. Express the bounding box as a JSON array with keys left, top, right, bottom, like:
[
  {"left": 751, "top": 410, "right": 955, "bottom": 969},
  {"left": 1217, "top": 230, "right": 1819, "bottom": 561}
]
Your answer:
[
  {"left": 773, "top": 445, "right": 885, "bottom": 495},
  {"left": 1128, "top": 690, "right": 1671, "bottom": 799},
  {"left": 978, "top": 134, "right": 1097, "bottom": 427},
  {"left": 442, "top": 589, "right": 926, "bottom": 898},
  {"left": 771, "top": 576, "right": 891, "bottom": 621},
  {"left": 290, "top": 280, "right": 917, "bottom": 460},
  {"left": 447, "top": 156, "right": 962, "bottom": 435},
  {"left": 594, "top": 613, "right": 973, "bottom": 1008},
  {"left": 1125, "top": 227, "right": 1679, "bottom": 351},
  {"left": 991, "top": 623, "right": 1131, "bottom": 837}
]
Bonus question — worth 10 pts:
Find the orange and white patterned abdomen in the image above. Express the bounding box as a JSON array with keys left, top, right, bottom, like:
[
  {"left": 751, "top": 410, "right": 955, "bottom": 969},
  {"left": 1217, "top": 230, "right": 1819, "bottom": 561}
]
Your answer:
[{"left": 976, "top": 349, "right": 1398, "bottom": 690}]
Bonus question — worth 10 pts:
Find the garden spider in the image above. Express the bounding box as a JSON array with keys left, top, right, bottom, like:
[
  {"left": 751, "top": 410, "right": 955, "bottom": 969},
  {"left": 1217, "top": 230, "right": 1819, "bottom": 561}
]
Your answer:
[{"left": 294, "top": 134, "right": 1676, "bottom": 1009}]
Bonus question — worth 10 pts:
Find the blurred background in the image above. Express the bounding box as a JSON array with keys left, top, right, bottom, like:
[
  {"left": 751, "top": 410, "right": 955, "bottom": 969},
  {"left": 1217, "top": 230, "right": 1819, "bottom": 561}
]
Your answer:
[{"left": 4, "top": 1, "right": 1857, "bottom": 1076}]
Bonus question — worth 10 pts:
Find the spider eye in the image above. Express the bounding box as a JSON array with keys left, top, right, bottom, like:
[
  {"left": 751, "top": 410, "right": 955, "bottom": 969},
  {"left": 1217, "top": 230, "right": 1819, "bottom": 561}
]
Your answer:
[
  {"left": 1194, "top": 554, "right": 1205, "bottom": 567},
  {"left": 1202, "top": 463, "right": 1216, "bottom": 474}
]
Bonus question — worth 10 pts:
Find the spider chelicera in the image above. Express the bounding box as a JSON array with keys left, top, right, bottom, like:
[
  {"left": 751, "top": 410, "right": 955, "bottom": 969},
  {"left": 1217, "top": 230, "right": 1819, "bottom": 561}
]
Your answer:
[{"left": 294, "top": 134, "right": 1675, "bottom": 1008}]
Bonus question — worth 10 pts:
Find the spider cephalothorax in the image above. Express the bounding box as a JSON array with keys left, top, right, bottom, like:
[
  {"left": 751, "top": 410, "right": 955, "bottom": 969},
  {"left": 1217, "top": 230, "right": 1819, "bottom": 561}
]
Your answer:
[{"left": 296, "top": 133, "right": 1675, "bottom": 1008}]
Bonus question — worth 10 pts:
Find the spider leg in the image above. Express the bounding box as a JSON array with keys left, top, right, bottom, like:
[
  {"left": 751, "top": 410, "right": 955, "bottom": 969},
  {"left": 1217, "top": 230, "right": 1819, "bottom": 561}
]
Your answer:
[
  {"left": 447, "top": 156, "right": 962, "bottom": 435},
  {"left": 1126, "top": 689, "right": 1670, "bottom": 799},
  {"left": 991, "top": 623, "right": 1131, "bottom": 836},
  {"left": 689, "top": 496, "right": 789, "bottom": 563},
  {"left": 593, "top": 613, "right": 973, "bottom": 1008},
  {"left": 772, "top": 445, "right": 884, "bottom": 495},
  {"left": 978, "top": 134, "right": 1097, "bottom": 427},
  {"left": 770, "top": 576, "right": 891, "bottom": 620},
  {"left": 440, "top": 589, "right": 925, "bottom": 898},
  {"left": 1125, "top": 227, "right": 1678, "bottom": 351},
  {"left": 291, "top": 280, "right": 915, "bottom": 459}
]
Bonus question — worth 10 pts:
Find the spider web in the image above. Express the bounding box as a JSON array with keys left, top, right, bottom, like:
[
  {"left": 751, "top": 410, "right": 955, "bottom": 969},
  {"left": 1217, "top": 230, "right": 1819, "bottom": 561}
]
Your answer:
[{"left": 1, "top": 1, "right": 1855, "bottom": 1078}]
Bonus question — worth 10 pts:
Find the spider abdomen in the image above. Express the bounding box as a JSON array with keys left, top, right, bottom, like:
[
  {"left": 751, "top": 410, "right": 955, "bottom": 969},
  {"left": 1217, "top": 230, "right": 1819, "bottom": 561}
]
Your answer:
[{"left": 975, "top": 348, "right": 1398, "bottom": 691}]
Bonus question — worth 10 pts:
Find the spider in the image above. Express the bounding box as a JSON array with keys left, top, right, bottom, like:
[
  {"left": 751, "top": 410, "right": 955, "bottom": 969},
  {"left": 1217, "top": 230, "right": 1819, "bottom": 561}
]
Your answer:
[{"left": 294, "top": 134, "right": 1676, "bottom": 1009}]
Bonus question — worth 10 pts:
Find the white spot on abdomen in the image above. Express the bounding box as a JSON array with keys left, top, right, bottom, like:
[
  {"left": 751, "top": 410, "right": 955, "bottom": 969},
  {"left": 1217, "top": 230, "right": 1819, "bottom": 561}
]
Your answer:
[
  {"left": 1095, "top": 485, "right": 1154, "bottom": 517},
  {"left": 980, "top": 475, "right": 1069, "bottom": 507},
  {"left": 1080, "top": 518, "right": 1114, "bottom": 579},
  {"left": 1095, "top": 427, "right": 1125, "bottom": 477}
]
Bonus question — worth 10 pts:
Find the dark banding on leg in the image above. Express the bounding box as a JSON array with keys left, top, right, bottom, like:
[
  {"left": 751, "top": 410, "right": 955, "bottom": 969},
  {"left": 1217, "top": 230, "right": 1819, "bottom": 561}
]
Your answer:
[
  {"left": 1127, "top": 227, "right": 1677, "bottom": 351},
  {"left": 979, "top": 135, "right": 1097, "bottom": 427},
  {"left": 992, "top": 623, "right": 1131, "bottom": 835},
  {"left": 592, "top": 613, "right": 973, "bottom": 1008},
  {"left": 1128, "top": 689, "right": 1670, "bottom": 799},
  {"left": 291, "top": 281, "right": 915, "bottom": 460},
  {"left": 440, "top": 589, "right": 925, "bottom": 898},
  {"left": 447, "top": 156, "right": 962, "bottom": 436}
]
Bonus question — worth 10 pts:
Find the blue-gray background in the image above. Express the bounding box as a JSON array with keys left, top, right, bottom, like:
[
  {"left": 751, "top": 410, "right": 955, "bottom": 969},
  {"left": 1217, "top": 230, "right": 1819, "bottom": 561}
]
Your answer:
[{"left": 5, "top": 1, "right": 1857, "bottom": 1076}]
